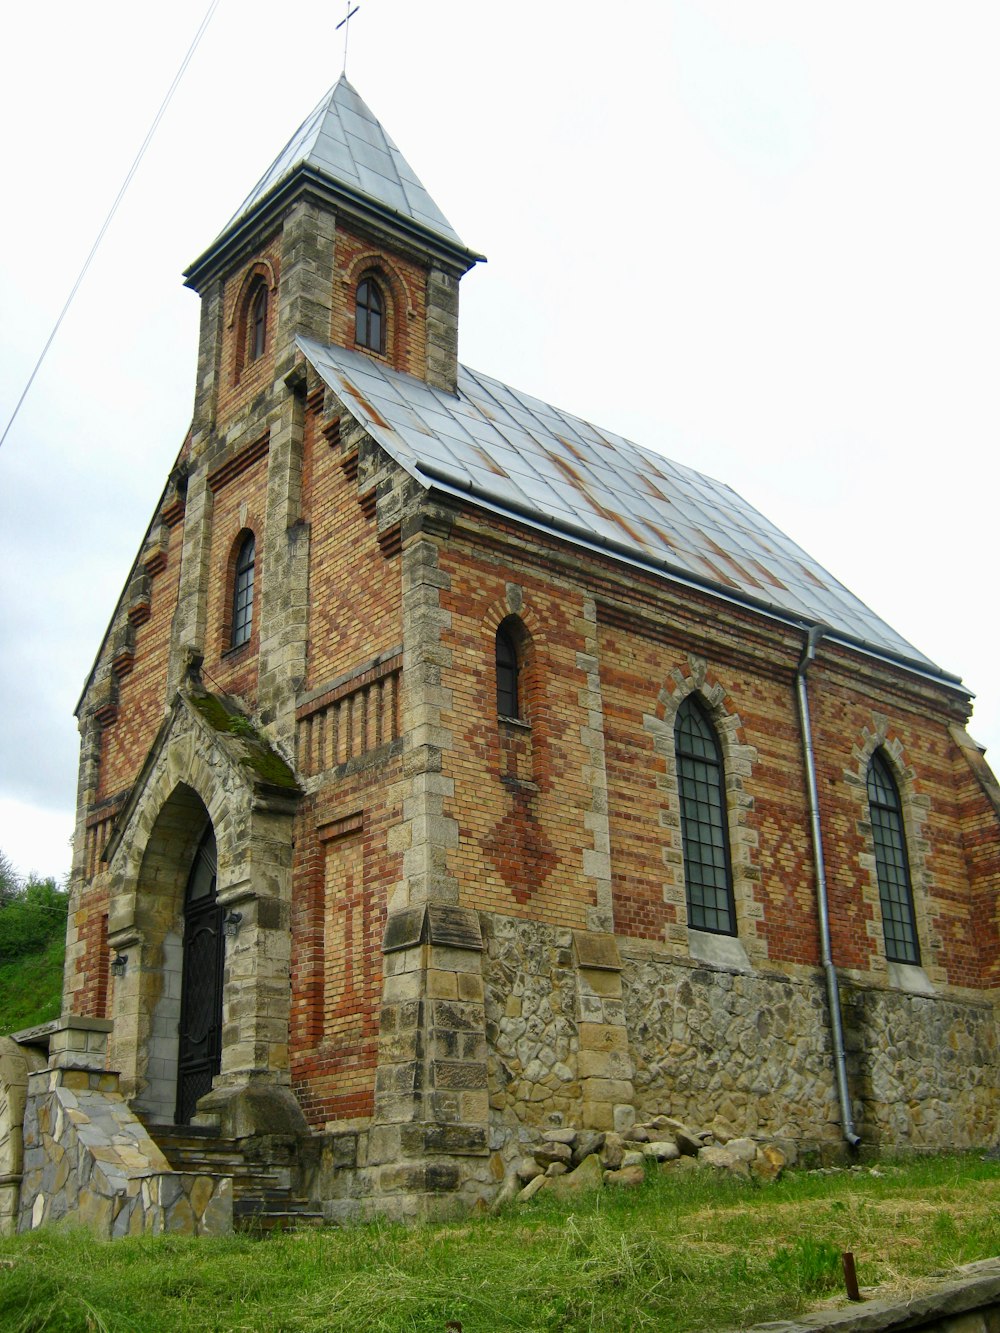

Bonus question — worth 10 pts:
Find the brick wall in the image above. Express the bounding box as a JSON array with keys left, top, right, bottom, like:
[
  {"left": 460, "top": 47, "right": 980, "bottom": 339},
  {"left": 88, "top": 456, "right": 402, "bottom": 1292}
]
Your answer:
[
  {"left": 304, "top": 404, "right": 403, "bottom": 690},
  {"left": 201, "top": 437, "right": 269, "bottom": 701},
  {"left": 97, "top": 513, "right": 184, "bottom": 803},
  {"left": 437, "top": 539, "right": 598, "bottom": 928},
  {"left": 290, "top": 756, "right": 404, "bottom": 1128},
  {"left": 330, "top": 232, "right": 428, "bottom": 381}
]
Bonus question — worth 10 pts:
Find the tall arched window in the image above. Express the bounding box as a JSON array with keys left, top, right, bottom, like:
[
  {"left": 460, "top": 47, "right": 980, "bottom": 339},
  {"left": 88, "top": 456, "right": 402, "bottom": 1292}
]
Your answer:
[
  {"left": 231, "top": 533, "right": 255, "bottom": 648},
  {"left": 249, "top": 282, "right": 268, "bottom": 362},
  {"left": 355, "top": 275, "right": 385, "bottom": 353},
  {"left": 675, "top": 696, "right": 735, "bottom": 935},
  {"left": 866, "top": 750, "right": 920, "bottom": 964},
  {"left": 496, "top": 623, "right": 520, "bottom": 719}
]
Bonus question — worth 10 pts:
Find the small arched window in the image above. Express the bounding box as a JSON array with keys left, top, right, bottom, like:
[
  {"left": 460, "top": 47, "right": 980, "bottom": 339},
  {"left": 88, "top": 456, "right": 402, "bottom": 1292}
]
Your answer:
[
  {"left": 249, "top": 282, "right": 268, "bottom": 362},
  {"left": 675, "top": 696, "right": 735, "bottom": 936},
  {"left": 866, "top": 751, "right": 920, "bottom": 964},
  {"left": 231, "top": 533, "right": 255, "bottom": 648},
  {"left": 355, "top": 275, "right": 385, "bottom": 353},
  {"left": 496, "top": 624, "right": 520, "bottom": 719}
]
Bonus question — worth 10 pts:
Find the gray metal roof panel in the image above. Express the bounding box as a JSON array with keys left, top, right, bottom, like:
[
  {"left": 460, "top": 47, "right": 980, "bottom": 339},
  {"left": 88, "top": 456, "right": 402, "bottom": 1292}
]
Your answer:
[
  {"left": 297, "top": 334, "right": 939, "bottom": 672},
  {"left": 221, "top": 75, "right": 468, "bottom": 251}
]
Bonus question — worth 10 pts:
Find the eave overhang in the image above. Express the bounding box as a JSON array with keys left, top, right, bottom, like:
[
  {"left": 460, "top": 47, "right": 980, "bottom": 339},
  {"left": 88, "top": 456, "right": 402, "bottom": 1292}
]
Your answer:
[{"left": 183, "top": 164, "right": 486, "bottom": 293}]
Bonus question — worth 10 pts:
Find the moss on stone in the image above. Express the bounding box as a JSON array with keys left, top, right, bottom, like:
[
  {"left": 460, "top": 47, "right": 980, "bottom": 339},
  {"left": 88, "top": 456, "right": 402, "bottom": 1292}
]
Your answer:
[
  {"left": 238, "top": 742, "right": 298, "bottom": 792},
  {"left": 189, "top": 692, "right": 234, "bottom": 734},
  {"left": 188, "top": 691, "right": 298, "bottom": 792}
]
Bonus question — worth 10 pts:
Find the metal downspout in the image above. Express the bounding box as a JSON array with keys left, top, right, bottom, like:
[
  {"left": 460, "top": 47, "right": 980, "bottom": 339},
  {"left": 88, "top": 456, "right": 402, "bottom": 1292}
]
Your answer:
[{"left": 795, "top": 624, "right": 861, "bottom": 1147}]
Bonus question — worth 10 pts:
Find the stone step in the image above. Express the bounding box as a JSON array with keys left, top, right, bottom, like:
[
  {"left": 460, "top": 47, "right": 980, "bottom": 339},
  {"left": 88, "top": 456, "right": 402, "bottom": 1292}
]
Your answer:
[
  {"left": 146, "top": 1125, "right": 319, "bottom": 1222},
  {"left": 233, "top": 1197, "right": 325, "bottom": 1233},
  {"left": 147, "top": 1128, "right": 290, "bottom": 1201}
]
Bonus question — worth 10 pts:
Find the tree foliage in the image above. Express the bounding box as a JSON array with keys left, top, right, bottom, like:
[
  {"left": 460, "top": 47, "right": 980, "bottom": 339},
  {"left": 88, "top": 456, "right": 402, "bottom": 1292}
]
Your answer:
[{"left": 0, "top": 858, "right": 69, "bottom": 962}]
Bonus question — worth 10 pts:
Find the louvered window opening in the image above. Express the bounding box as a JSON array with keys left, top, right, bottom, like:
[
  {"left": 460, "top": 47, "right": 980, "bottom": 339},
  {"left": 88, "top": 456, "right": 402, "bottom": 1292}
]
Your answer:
[
  {"left": 867, "top": 752, "right": 920, "bottom": 964},
  {"left": 232, "top": 535, "right": 255, "bottom": 648},
  {"left": 676, "top": 697, "right": 736, "bottom": 935}
]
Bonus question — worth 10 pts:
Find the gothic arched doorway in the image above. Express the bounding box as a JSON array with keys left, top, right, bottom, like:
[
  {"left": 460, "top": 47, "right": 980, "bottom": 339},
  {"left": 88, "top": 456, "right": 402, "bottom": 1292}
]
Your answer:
[{"left": 175, "top": 825, "right": 224, "bottom": 1123}]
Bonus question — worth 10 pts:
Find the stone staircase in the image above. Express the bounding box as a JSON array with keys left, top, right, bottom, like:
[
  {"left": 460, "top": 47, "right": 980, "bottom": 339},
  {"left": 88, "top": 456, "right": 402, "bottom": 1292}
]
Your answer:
[{"left": 146, "top": 1124, "right": 324, "bottom": 1232}]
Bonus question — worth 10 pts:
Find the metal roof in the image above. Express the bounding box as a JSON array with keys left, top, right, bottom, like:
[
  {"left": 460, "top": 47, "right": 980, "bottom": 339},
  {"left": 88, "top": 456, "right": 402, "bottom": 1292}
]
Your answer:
[
  {"left": 298, "top": 334, "right": 942, "bottom": 674},
  {"left": 222, "top": 75, "right": 469, "bottom": 252}
]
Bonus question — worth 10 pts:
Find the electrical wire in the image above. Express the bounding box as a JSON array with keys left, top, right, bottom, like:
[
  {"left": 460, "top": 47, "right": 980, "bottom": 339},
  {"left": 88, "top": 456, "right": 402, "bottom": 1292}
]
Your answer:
[{"left": 0, "top": 0, "right": 222, "bottom": 452}]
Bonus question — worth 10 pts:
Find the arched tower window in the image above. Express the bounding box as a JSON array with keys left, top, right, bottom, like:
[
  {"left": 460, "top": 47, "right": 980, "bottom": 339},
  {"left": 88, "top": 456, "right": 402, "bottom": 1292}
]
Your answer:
[
  {"left": 231, "top": 532, "right": 255, "bottom": 648},
  {"left": 249, "top": 282, "right": 268, "bottom": 362},
  {"left": 355, "top": 275, "right": 386, "bottom": 354},
  {"left": 675, "top": 695, "right": 735, "bottom": 935},
  {"left": 496, "top": 622, "right": 520, "bottom": 719},
  {"left": 866, "top": 750, "right": 920, "bottom": 964}
]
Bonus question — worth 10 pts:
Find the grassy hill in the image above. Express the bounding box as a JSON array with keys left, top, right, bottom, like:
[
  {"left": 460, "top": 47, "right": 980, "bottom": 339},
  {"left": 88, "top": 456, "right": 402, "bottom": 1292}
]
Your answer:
[
  {"left": 0, "top": 865, "right": 68, "bottom": 1036},
  {"left": 0, "top": 1154, "right": 998, "bottom": 1331}
]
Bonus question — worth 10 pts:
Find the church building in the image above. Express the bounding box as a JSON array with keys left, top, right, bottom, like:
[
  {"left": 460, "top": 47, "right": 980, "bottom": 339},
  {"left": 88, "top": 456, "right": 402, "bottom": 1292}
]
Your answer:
[{"left": 5, "top": 75, "right": 999, "bottom": 1231}]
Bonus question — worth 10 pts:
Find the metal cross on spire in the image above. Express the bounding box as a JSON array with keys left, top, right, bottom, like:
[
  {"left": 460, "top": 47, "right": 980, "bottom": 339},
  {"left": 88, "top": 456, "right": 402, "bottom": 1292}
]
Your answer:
[{"left": 336, "top": 2, "right": 360, "bottom": 76}]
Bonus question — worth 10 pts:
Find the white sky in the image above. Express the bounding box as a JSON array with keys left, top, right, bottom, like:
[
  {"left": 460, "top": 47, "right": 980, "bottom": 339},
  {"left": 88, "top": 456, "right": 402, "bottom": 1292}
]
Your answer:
[{"left": 1, "top": 1, "right": 997, "bottom": 884}]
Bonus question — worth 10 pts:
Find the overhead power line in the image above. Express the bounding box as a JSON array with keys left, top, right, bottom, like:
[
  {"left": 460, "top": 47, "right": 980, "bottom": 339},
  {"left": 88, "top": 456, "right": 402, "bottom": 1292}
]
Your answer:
[{"left": 0, "top": 0, "right": 222, "bottom": 452}]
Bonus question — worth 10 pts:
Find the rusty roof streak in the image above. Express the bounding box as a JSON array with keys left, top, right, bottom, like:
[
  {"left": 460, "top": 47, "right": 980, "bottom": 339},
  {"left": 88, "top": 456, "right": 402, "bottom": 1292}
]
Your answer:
[
  {"left": 548, "top": 451, "right": 651, "bottom": 549},
  {"left": 339, "top": 380, "right": 394, "bottom": 433},
  {"left": 798, "top": 562, "right": 829, "bottom": 590},
  {"left": 641, "top": 475, "right": 672, "bottom": 504},
  {"left": 700, "top": 533, "right": 764, "bottom": 590},
  {"left": 697, "top": 556, "right": 741, "bottom": 590},
  {"left": 640, "top": 519, "right": 678, "bottom": 550},
  {"left": 471, "top": 445, "right": 508, "bottom": 477},
  {"left": 555, "top": 433, "right": 589, "bottom": 465},
  {"left": 748, "top": 557, "right": 788, "bottom": 591}
]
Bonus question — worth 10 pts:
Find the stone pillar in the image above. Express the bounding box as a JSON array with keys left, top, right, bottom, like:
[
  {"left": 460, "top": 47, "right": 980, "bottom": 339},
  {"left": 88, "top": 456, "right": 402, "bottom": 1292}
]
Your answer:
[
  {"left": 576, "top": 595, "right": 615, "bottom": 934},
  {"left": 425, "top": 264, "right": 462, "bottom": 395},
  {"left": 372, "top": 906, "right": 493, "bottom": 1217},
  {"left": 572, "top": 932, "right": 635, "bottom": 1133},
  {"left": 256, "top": 374, "right": 309, "bottom": 752},
  {"left": 369, "top": 526, "right": 494, "bottom": 1215}
]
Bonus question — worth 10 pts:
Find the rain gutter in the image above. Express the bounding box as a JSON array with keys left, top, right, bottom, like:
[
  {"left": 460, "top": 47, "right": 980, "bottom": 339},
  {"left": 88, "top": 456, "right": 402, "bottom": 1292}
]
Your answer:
[{"left": 794, "top": 624, "right": 860, "bottom": 1148}]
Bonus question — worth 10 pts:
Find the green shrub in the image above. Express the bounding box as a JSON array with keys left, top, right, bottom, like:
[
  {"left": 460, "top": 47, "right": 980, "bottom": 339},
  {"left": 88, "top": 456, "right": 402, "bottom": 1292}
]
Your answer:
[{"left": 0, "top": 876, "right": 69, "bottom": 962}]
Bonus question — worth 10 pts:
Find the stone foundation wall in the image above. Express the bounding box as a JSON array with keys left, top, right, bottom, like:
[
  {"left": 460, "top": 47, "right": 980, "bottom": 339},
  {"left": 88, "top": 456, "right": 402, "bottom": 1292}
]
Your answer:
[
  {"left": 843, "top": 984, "right": 1000, "bottom": 1148},
  {"left": 483, "top": 915, "right": 581, "bottom": 1163},
  {"left": 621, "top": 945, "right": 839, "bottom": 1146},
  {"left": 483, "top": 912, "right": 1000, "bottom": 1161}
]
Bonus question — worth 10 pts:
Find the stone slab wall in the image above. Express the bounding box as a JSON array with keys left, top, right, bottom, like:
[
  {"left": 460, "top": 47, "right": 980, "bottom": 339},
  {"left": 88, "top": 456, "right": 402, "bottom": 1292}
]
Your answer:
[
  {"left": 19, "top": 1068, "right": 231, "bottom": 1238},
  {"left": 842, "top": 984, "right": 1000, "bottom": 1148},
  {"left": 0, "top": 1039, "right": 47, "bottom": 1235},
  {"left": 483, "top": 915, "right": 582, "bottom": 1162},
  {"left": 622, "top": 945, "right": 839, "bottom": 1147},
  {"left": 483, "top": 911, "right": 1000, "bottom": 1159}
]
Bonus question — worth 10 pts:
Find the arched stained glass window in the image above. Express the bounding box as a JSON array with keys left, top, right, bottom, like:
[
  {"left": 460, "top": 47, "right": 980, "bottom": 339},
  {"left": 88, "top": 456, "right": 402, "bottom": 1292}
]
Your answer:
[
  {"left": 675, "top": 696, "right": 735, "bottom": 935},
  {"left": 355, "top": 276, "right": 385, "bottom": 353},
  {"left": 867, "top": 751, "right": 920, "bottom": 964},
  {"left": 496, "top": 624, "right": 519, "bottom": 719},
  {"left": 231, "top": 533, "right": 255, "bottom": 648}
]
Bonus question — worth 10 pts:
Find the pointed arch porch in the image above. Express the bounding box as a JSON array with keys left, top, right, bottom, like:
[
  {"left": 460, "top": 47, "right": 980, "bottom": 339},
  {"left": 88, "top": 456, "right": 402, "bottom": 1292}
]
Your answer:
[{"left": 102, "top": 687, "right": 301, "bottom": 1125}]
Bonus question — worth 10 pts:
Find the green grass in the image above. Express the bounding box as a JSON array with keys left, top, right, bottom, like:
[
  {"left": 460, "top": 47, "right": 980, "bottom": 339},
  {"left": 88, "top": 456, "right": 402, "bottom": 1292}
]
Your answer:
[
  {"left": 0, "top": 932, "right": 65, "bottom": 1035},
  {"left": 2, "top": 1154, "right": 999, "bottom": 1332}
]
